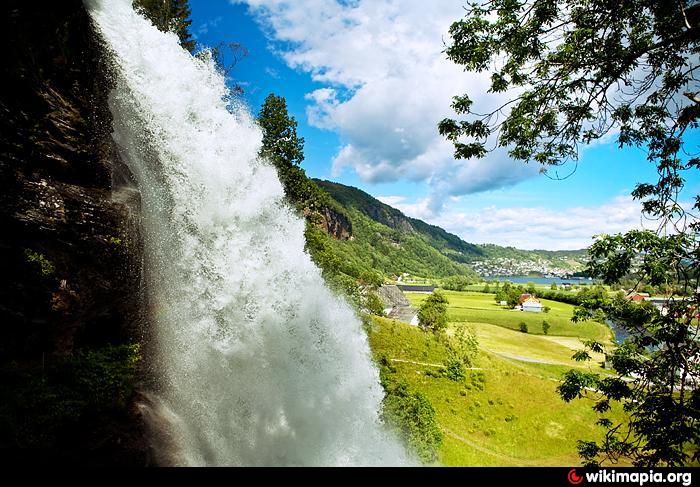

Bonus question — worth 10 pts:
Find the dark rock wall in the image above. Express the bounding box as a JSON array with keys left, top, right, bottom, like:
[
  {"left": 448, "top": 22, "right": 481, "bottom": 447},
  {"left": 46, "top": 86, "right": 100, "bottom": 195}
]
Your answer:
[
  {"left": 315, "top": 206, "right": 353, "bottom": 241},
  {"left": 0, "top": 0, "right": 149, "bottom": 465}
]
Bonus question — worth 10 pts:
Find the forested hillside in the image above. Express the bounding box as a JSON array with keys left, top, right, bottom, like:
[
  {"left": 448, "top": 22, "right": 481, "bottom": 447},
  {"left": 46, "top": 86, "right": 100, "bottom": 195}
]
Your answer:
[{"left": 313, "top": 179, "right": 587, "bottom": 275}]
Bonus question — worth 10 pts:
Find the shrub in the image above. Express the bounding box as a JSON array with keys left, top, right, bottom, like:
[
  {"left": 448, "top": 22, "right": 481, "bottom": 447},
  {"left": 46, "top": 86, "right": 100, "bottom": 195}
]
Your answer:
[
  {"left": 542, "top": 320, "right": 551, "bottom": 335},
  {"left": 365, "top": 291, "right": 385, "bottom": 316},
  {"left": 519, "top": 322, "right": 529, "bottom": 333},
  {"left": 417, "top": 291, "right": 449, "bottom": 332},
  {"left": 442, "top": 358, "right": 466, "bottom": 381},
  {"left": 24, "top": 249, "right": 54, "bottom": 277},
  {"left": 380, "top": 379, "right": 442, "bottom": 464}
]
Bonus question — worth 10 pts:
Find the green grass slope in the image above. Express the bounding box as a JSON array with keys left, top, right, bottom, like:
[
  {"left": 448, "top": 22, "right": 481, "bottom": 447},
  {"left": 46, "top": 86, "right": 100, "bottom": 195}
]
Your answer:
[
  {"left": 369, "top": 312, "right": 624, "bottom": 466},
  {"left": 406, "top": 291, "right": 613, "bottom": 342}
]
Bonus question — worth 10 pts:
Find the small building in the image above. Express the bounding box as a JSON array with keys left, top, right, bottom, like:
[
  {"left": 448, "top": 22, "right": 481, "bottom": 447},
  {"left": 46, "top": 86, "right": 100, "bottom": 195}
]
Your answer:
[
  {"left": 397, "top": 285, "right": 435, "bottom": 293},
  {"left": 499, "top": 300, "right": 508, "bottom": 306},
  {"left": 522, "top": 297, "right": 543, "bottom": 313},
  {"left": 626, "top": 292, "right": 650, "bottom": 302},
  {"left": 376, "top": 285, "right": 419, "bottom": 326},
  {"left": 519, "top": 293, "right": 532, "bottom": 304},
  {"left": 561, "top": 283, "right": 572, "bottom": 289}
]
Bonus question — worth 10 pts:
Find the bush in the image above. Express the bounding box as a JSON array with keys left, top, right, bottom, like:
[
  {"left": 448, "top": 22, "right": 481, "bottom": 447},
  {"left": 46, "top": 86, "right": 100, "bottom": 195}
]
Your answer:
[
  {"left": 442, "top": 358, "right": 466, "bottom": 381},
  {"left": 380, "top": 379, "right": 442, "bottom": 464},
  {"left": 417, "top": 291, "right": 449, "bottom": 332},
  {"left": 364, "top": 291, "right": 385, "bottom": 316},
  {"left": 542, "top": 320, "right": 551, "bottom": 335},
  {"left": 519, "top": 322, "right": 529, "bottom": 333},
  {"left": 24, "top": 248, "right": 55, "bottom": 277},
  {"left": 0, "top": 344, "right": 141, "bottom": 448}
]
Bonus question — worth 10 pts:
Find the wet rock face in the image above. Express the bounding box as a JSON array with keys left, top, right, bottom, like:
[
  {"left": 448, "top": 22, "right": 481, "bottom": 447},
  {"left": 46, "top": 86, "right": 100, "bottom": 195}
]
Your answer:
[
  {"left": 0, "top": 0, "right": 149, "bottom": 465},
  {"left": 319, "top": 206, "right": 352, "bottom": 241}
]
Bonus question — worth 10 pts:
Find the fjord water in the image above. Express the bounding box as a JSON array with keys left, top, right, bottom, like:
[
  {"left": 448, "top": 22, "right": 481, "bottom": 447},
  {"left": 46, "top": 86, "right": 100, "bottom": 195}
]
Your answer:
[{"left": 86, "top": 0, "right": 409, "bottom": 466}]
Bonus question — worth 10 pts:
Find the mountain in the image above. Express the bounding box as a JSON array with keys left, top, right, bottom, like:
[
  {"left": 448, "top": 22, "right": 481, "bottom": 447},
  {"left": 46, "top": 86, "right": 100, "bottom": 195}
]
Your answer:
[
  {"left": 311, "top": 179, "right": 587, "bottom": 279},
  {"left": 314, "top": 180, "right": 484, "bottom": 264}
]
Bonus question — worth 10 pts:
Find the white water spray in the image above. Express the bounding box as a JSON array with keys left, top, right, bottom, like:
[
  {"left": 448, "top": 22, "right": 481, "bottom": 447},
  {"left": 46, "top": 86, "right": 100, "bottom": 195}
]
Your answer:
[{"left": 86, "top": 0, "right": 410, "bottom": 466}]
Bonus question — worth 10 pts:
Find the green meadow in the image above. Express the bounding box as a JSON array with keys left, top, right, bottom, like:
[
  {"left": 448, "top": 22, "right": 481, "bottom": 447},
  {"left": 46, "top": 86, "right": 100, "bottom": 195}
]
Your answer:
[
  {"left": 406, "top": 290, "right": 614, "bottom": 342},
  {"left": 369, "top": 290, "right": 625, "bottom": 466}
]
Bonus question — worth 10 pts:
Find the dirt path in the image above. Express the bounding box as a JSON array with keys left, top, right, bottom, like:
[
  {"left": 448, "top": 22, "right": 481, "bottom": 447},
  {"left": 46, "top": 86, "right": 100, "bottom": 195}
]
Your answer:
[
  {"left": 389, "top": 358, "right": 483, "bottom": 370},
  {"left": 441, "top": 427, "right": 541, "bottom": 466},
  {"left": 487, "top": 350, "right": 561, "bottom": 365}
]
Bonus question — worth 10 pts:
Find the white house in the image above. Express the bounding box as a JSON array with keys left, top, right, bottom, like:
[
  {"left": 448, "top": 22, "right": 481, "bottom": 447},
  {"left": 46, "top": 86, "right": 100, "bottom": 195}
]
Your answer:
[{"left": 522, "top": 297, "right": 543, "bottom": 313}]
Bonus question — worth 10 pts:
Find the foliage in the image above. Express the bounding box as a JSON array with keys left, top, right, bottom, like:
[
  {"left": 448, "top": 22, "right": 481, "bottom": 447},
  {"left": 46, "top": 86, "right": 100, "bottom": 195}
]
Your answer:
[
  {"left": 0, "top": 344, "right": 141, "bottom": 448},
  {"left": 134, "top": 0, "right": 195, "bottom": 52},
  {"left": 442, "top": 358, "right": 467, "bottom": 382},
  {"left": 258, "top": 94, "right": 304, "bottom": 171},
  {"left": 439, "top": 0, "right": 699, "bottom": 175},
  {"left": 561, "top": 288, "right": 700, "bottom": 466},
  {"left": 519, "top": 322, "right": 529, "bottom": 334},
  {"left": 24, "top": 248, "right": 54, "bottom": 277},
  {"left": 442, "top": 325, "right": 479, "bottom": 381},
  {"left": 441, "top": 3, "right": 699, "bottom": 463},
  {"left": 365, "top": 291, "right": 386, "bottom": 317},
  {"left": 442, "top": 274, "right": 480, "bottom": 291},
  {"left": 494, "top": 281, "right": 523, "bottom": 307},
  {"left": 542, "top": 320, "right": 551, "bottom": 335},
  {"left": 380, "top": 376, "right": 443, "bottom": 464},
  {"left": 417, "top": 292, "right": 449, "bottom": 332}
]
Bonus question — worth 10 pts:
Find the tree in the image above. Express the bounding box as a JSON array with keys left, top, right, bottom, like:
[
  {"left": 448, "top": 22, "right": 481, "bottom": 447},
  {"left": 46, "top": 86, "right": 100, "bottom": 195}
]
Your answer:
[
  {"left": 542, "top": 320, "right": 550, "bottom": 335},
  {"left": 417, "top": 292, "right": 449, "bottom": 332},
  {"left": 257, "top": 94, "right": 326, "bottom": 209},
  {"left": 441, "top": 0, "right": 700, "bottom": 466},
  {"left": 134, "top": 0, "right": 195, "bottom": 52},
  {"left": 519, "top": 322, "right": 528, "bottom": 334},
  {"left": 258, "top": 93, "right": 305, "bottom": 170},
  {"left": 551, "top": 283, "right": 558, "bottom": 290}
]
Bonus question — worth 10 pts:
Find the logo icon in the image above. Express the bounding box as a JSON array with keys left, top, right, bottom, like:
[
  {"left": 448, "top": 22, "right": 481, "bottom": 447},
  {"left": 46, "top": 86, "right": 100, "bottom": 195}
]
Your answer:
[{"left": 568, "top": 469, "right": 584, "bottom": 485}]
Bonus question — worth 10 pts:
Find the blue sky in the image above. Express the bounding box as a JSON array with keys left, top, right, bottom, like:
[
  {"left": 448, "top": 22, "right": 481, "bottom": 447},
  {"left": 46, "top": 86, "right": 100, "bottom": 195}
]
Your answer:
[{"left": 189, "top": 0, "right": 699, "bottom": 250}]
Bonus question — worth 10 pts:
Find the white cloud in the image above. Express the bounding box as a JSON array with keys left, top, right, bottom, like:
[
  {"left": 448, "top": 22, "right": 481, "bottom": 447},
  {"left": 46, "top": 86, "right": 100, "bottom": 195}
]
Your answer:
[
  {"left": 197, "top": 16, "right": 223, "bottom": 36},
  {"left": 264, "top": 66, "right": 281, "bottom": 79},
  {"left": 376, "top": 195, "right": 406, "bottom": 206},
  {"left": 385, "top": 195, "right": 650, "bottom": 250},
  {"left": 234, "top": 0, "right": 539, "bottom": 202}
]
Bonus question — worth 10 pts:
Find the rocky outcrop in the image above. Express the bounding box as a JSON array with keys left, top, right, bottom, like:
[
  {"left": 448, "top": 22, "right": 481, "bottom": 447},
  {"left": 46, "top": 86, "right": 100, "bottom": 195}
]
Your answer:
[
  {"left": 317, "top": 206, "right": 352, "bottom": 240},
  {"left": 377, "top": 285, "right": 418, "bottom": 326},
  {"left": 0, "top": 0, "right": 149, "bottom": 465}
]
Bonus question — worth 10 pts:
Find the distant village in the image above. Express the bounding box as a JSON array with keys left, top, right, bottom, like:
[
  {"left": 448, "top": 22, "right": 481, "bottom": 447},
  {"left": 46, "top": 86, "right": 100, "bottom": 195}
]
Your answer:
[{"left": 470, "top": 257, "right": 585, "bottom": 278}]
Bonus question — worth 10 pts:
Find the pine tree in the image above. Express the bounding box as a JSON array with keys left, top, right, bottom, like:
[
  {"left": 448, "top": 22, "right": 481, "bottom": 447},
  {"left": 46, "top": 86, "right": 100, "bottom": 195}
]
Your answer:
[
  {"left": 134, "top": 0, "right": 195, "bottom": 52},
  {"left": 169, "top": 0, "right": 195, "bottom": 52},
  {"left": 258, "top": 94, "right": 305, "bottom": 170}
]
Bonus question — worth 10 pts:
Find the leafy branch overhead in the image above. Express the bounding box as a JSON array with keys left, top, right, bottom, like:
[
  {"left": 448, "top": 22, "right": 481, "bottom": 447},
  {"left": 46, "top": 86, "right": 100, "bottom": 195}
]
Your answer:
[
  {"left": 439, "top": 0, "right": 699, "bottom": 193},
  {"left": 441, "top": 0, "right": 700, "bottom": 467}
]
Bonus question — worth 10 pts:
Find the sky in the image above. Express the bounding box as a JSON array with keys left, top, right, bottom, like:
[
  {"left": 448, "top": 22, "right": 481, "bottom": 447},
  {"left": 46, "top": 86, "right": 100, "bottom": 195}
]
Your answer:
[{"left": 188, "top": 0, "right": 700, "bottom": 251}]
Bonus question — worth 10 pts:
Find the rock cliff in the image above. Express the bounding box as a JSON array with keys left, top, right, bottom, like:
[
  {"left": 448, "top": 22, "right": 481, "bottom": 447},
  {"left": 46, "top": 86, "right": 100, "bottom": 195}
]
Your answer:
[{"left": 0, "top": 0, "right": 149, "bottom": 465}]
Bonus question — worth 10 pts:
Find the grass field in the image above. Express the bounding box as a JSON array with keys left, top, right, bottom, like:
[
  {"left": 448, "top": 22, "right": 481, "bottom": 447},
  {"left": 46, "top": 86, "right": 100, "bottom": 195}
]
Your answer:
[
  {"left": 369, "top": 316, "right": 625, "bottom": 466},
  {"left": 368, "top": 289, "right": 627, "bottom": 465},
  {"left": 406, "top": 290, "right": 614, "bottom": 342}
]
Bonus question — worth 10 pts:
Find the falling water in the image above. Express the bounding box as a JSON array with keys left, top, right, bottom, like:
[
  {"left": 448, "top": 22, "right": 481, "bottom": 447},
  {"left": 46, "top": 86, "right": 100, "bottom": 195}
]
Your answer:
[{"left": 85, "top": 0, "right": 410, "bottom": 466}]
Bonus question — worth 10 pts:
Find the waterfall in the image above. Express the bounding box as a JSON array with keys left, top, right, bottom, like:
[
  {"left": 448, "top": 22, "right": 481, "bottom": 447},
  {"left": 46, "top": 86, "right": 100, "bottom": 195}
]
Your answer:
[{"left": 85, "top": 0, "right": 410, "bottom": 466}]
